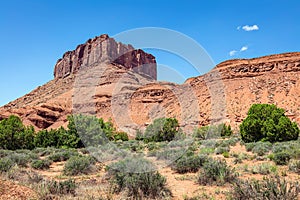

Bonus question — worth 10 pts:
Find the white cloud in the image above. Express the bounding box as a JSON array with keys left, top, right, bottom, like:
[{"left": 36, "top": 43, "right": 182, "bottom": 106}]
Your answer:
[
  {"left": 237, "top": 26, "right": 241, "bottom": 30},
  {"left": 242, "top": 25, "right": 259, "bottom": 31},
  {"left": 229, "top": 50, "right": 237, "bottom": 56},
  {"left": 240, "top": 46, "right": 248, "bottom": 51}
]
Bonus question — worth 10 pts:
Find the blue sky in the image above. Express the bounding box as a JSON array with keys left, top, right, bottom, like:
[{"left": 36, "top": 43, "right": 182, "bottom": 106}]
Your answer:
[{"left": 0, "top": 0, "right": 299, "bottom": 106}]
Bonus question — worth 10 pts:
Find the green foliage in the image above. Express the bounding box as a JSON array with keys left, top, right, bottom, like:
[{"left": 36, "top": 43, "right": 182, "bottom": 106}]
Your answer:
[
  {"left": 273, "top": 152, "right": 291, "bottom": 165},
  {"left": 108, "top": 157, "right": 170, "bottom": 199},
  {"left": 231, "top": 176, "right": 300, "bottom": 200},
  {"left": 46, "top": 179, "right": 76, "bottom": 195},
  {"left": 288, "top": 160, "right": 300, "bottom": 174},
  {"left": 63, "top": 155, "right": 96, "bottom": 176},
  {"left": 271, "top": 140, "right": 300, "bottom": 159},
  {"left": 193, "top": 123, "right": 233, "bottom": 140},
  {"left": 0, "top": 115, "right": 35, "bottom": 150},
  {"left": 67, "top": 114, "right": 127, "bottom": 147},
  {"left": 34, "top": 127, "right": 72, "bottom": 148},
  {"left": 8, "top": 153, "right": 31, "bottom": 167},
  {"left": 171, "top": 154, "right": 209, "bottom": 173},
  {"left": 240, "top": 104, "right": 299, "bottom": 143},
  {"left": 48, "top": 150, "right": 78, "bottom": 162},
  {"left": 0, "top": 114, "right": 128, "bottom": 150},
  {"left": 31, "top": 159, "right": 52, "bottom": 170},
  {"left": 142, "top": 118, "right": 179, "bottom": 142},
  {"left": 113, "top": 131, "right": 129, "bottom": 141},
  {"left": 215, "top": 146, "right": 230, "bottom": 155},
  {"left": 0, "top": 157, "right": 14, "bottom": 172},
  {"left": 222, "top": 151, "right": 230, "bottom": 158},
  {"left": 251, "top": 141, "right": 272, "bottom": 156},
  {"left": 251, "top": 163, "right": 277, "bottom": 175},
  {"left": 197, "top": 159, "right": 237, "bottom": 186}
]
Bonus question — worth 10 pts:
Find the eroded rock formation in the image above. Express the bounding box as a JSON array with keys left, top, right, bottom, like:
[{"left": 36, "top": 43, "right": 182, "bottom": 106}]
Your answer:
[
  {"left": 54, "top": 34, "right": 157, "bottom": 80},
  {"left": 1, "top": 34, "right": 300, "bottom": 133}
]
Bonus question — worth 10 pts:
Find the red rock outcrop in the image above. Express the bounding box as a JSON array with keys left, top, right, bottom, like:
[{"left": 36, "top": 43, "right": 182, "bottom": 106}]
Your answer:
[
  {"left": 54, "top": 34, "right": 157, "bottom": 80},
  {"left": 1, "top": 34, "right": 300, "bottom": 133}
]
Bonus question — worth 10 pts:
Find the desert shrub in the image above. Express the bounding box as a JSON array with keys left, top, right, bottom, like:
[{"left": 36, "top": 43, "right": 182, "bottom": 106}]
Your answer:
[
  {"left": 171, "top": 154, "right": 209, "bottom": 173},
  {"left": 31, "top": 159, "right": 52, "bottom": 170},
  {"left": 0, "top": 157, "right": 14, "bottom": 172},
  {"left": 142, "top": 118, "right": 179, "bottom": 142},
  {"left": 245, "top": 142, "right": 256, "bottom": 152},
  {"left": 288, "top": 160, "right": 300, "bottom": 174},
  {"left": 0, "top": 115, "right": 35, "bottom": 150},
  {"left": 251, "top": 141, "right": 272, "bottom": 156},
  {"left": 48, "top": 149, "right": 79, "bottom": 162},
  {"left": 146, "top": 142, "right": 160, "bottom": 151},
  {"left": 197, "top": 159, "right": 237, "bottom": 185},
  {"left": 193, "top": 123, "right": 232, "bottom": 140},
  {"left": 119, "top": 140, "right": 145, "bottom": 152},
  {"left": 200, "top": 139, "right": 218, "bottom": 148},
  {"left": 240, "top": 104, "right": 299, "bottom": 143},
  {"left": 218, "top": 137, "right": 240, "bottom": 148},
  {"left": 251, "top": 163, "right": 277, "bottom": 175},
  {"left": 46, "top": 179, "right": 76, "bottom": 195},
  {"left": 108, "top": 157, "right": 170, "bottom": 199},
  {"left": 199, "top": 147, "right": 215, "bottom": 155},
  {"left": 155, "top": 147, "right": 186, "bottom": 161},
  {"left": 8, "top": 153, "right": 31, "bottom": 167},
  {"left": 215, "top": 146, "right": 230, "bottom": 155},
  {"left": 273, "top": 151, "right": 291, "bottom": 165},
  {"left": 233, "top": 153, "right": 249, "bottom": 164},
  {"left": 272, "top": 140, "right": 300, "bottom": 159},
  {"left": 0, "top": 149, "right": 11, "bottom": 158},
  {"left": 32, "top": 147, "right": 55, "bottom": 156},
  {"left": 63, "top": 155, "right": 95, "bottom": 176},
  {"left": 113, "top": 131, "right": 129, "bottom": 141},
  {"left": 227, "top": 137, "right": 240, "bottom": 146},
  {"left": 67, "top": 114, "right": 128, "bottom": 146},
  {"left": 231, "top": 176, "right": 300, "bottom": 200}
]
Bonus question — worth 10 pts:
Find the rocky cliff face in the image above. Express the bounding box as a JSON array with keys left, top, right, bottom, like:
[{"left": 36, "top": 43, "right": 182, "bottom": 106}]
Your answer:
[
  {"left": 54, "top": 34, "right": 157, "bottom": 80},
  {"left": 1, "top": 34, "right": 300, "bottom": 133}
]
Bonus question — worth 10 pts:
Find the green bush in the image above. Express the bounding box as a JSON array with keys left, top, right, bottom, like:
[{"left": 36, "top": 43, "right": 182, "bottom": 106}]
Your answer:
[
  {"left": 8, "top": 153, "right": 31, "bottom": 167},
  {"left": 113, "top": 131, "right": 129, "bottom": 141},
  {"left": 272, "top": 141, "right": 300, "bottom": 159},
  {"left": 251, "top": 163, "right": 277, "bottom": 175},
  {"left": 0, "top": 115, "right": 35, "bottom": 150},
  {"left": 67, "top": 114, "right": 117, "bottom": 147},
  {"left": 108, "top": 157, "right": 170, "bottom": 199},
  {"left": 48, "top": 150, "right": 78, "bottom": 162},
  {"left": 251, "top": 142, "right": 272, "bottom": 156},
  {"left": 273, "top": 152, "right": 291, "bottom": 165},
  {"left": 63, "top": 156, "right": 95, "bottom": 176},
  {"left": 215, "top": 146, "right": 230, "bottom": 155},
  {"left": 245, "top": 143, "right": 256, "bottom": 152},
  {"left": 171, "top": 154, "right": 209, "bottom": 173},
  {"left": 0, "top": 157, "right": 14, "bottom": 172},
  {"left": 288, "top": 160, "right": 300, "bottom": 174},
  {"left": 33, "top": 147, "right": 55, "bottom": 156},
  {"left": 240, "top": 104, "right": 299, "bottom": 143},
  {"left": 46, "top": 179, "right": 76, "bottom": 195},
  {"left": 31, "top": 159, "right": 52, "bottom": 170},
  {"left": 197, "top": 159, "right": 237, "bottom": 185},
  {"left": 231, "top": 176, "right": 300, "bottom": 200},
  {"left": 142, "top": 118, "right": 179, "bottom": 142},
  {"left": 193, "top": 123, "right": 232, "bottom": 140}
]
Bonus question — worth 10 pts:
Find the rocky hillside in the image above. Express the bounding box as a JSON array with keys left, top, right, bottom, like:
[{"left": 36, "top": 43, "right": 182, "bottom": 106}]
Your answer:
[{"left": 1, "top": 34, "right": 300, "bottom": 133}]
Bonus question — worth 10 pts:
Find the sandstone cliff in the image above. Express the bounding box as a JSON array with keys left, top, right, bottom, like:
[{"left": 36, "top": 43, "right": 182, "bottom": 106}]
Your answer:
[
  {"left": 54, "top": 34, "right": 157, "bottom": 80},
  {"left": 1, "top": 34, "right": 300, "bottom": 134}
]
